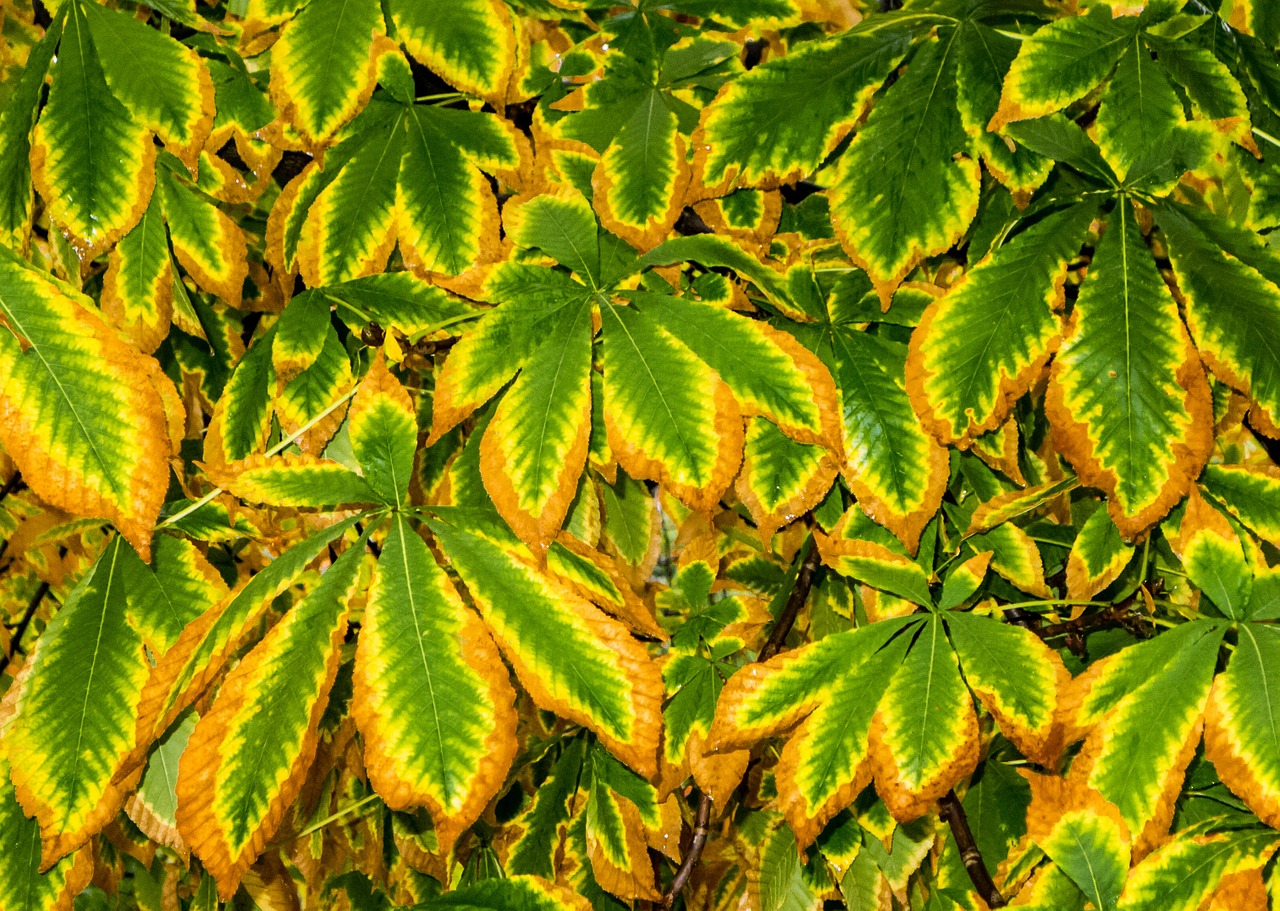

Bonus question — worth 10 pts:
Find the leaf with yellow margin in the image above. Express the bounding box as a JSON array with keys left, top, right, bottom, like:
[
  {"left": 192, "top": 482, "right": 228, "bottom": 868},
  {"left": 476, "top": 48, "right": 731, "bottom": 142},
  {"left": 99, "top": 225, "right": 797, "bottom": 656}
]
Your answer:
[
  {"left": 348, "top": 358, "right": 417, "bottom": 508},
  {"left": 0, "top": 249, "right": 173, "bottom": 559},
  {"left": 736, "top": 417, "right": 838, "bottom": 543},
  {"left": 1116, "top": 830, "right": 1279, "bottom": 911},
  {"left": 387, "top": 0, "right": 516, "bottom": 105},
  {"left": 1065, "top": 508, "right": 1135, "bottom": 601},
  {"left": 177, "top": 538, "right": 366, "bottom": 900},
  {"left": 353, "top": 516, "right": 519, "bottom": 858},
  {"left": 4, "top": 539, "right": 151, "bottom": 868},
  {"left": 431, "top": 519, "right": 662, "bottom": 778},
  {"left": 1044, "top": 202, "right": 1213, "bottom": 538},
  {"left": 1170, "top": 490, "right": 1252, "bottom": 620},
  {"left": 0, "top": 18, "right": 60, "bottom": 252},
  {"left": 102, "top": 195, "right": 172, "bottom": 354},
  {"left": 0, "top": 756, "right": 93, "bottom": 911},
  {"left": 31, "top": 1, "right": 155, "bottom": 258},
  {"left": 213, "top": 452, "right": 380, "bottom": 509},
  {"left": 268, "top": 0, "right": 384, "bottom": 145},
  {"left": 159, "top": 163, "right": 248, "bottom": 309}
]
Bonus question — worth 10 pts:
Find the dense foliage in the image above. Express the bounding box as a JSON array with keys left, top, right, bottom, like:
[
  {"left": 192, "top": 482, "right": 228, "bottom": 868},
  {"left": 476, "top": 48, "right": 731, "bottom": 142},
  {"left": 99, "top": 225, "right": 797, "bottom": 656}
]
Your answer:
[{"left": 3, "top": 0, "right": 1280, "bottom": 908}]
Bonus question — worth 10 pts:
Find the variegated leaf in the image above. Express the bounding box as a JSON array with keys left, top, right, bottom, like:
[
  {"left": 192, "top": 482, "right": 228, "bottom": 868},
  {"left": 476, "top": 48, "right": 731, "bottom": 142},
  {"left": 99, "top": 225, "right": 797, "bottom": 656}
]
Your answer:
[
  {"left": 177, "top": 539, "right": 365, "bottom": 899},
  {"left": 1044, "top": 202, "right": 1213, "bottom": 538},
  {"left": 80, "top": 1, "right": 215, "bottom": 167},
  {"left": 870, "top": 615, "right": 979, "bottom": 821},
  {"left": 830, "top": 36, "right": 981, "bottom": 304},
  {"left": 504, "top": 186, "right": 602, "bottom": 285},
  {"left": 1116, "top": 830, "right": 1279, "bottom": 911},
  {"left": 945, "top": 613, "right": 1065, "bottom": 764},
  {"left": 387, "top": 0, "right": 516, "bottom": 104},
  {"left": 272, "top": 291, "right": 330, "bottom": 384},
  {"left": 0, "top": 19, "right": 60, "bottom": 252},
  {"left": 1022, "top": 772, "right": 1130, "bottom": 911},
  {"left": 160, "top": 166, "right": 248, "bottom": 308},
  {"left": 1171, "top": 490, "right": 1251, "bottom": 620},
  {"left": 1158, "top": 203, "right": 1280, "bottom": 440},
  {"left": 601, "top": 304, "right": 743, "bottom": 514},
  {"left": 736, "top": 417, "right": 837, "bottom": 543},
  {"left": 815, "top": 533, "right": 932, "bottom": 607},
  {"left": 990, "top": 13, "right": 1136, "bottom": 129},
  {"left": 695, "top": 25, "right": 912, "bottom": 188},
  {"left": 415, "top": 875, "right": 592, "bottom": 911},
  {"left": 353, "top": 516, "right": 518, "bottom": 856},
  {"left": 119, "top": 534, "right": 226, "bottom": 655},
  {"left": 1204, "top": 624, "right": 1280, "bottom": 829},
  {"left": 1065, "top": 507, "right": 1135, "bottom": 600},
  {"left": 0, "top": 756, "right": 93, "bottom": 911},
  {"left": 125, "top": 712, "right": 195, "bottom": 858},
  {"left": 431, "top": 520, "right": 662, "bottom": 778},
  {"left": 269, "top": 0, "right": 383, "bottom": 145},
  {"left": 348, "top": 358, "right": 417, "bottom": 508},
  {"left": 274, "top": 326, "right": 354, "bottom": 452},
  {"left": 214, "top": 453, "right": 380, "bottom": 509},
  {"left": 101, "top": 195, "right": 172, "bottom": 354},
  {"left": 827, "top": 329, "right": 948, "bottom": 553},
  {"left": 907, "top": 204, "right": 1095, "bottom": 444},
  {"left": 30, "top": 1, "right": 155, "bottom": 257},
  {"left": 0, "top": 250, "right": 173, "bottom": 558},
  {"left": 1200, "top": 463, "right": 1280, "bottom": 549},
  {"left": 965, "top": 478, "right": 1078, "bottom": 536},
  {"left": 4, "top": 539, "right": 150, "bottom": 866},
  {"left": 481, "top": 299, "right": 593, "bottom": 550}
]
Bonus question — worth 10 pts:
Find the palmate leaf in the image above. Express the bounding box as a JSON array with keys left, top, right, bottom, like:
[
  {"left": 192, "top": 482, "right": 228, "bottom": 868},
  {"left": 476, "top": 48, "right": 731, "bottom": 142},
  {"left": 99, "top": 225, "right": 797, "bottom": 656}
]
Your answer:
[
  {"left": 177, "top": 537, "right": 365, "bottom": 900},
  {"left": 0, "top": 756, "right": 93, "bottom": 911},
  {"left": 830, "top": 35, "right": 981, "bottom": 304},
  {"left": 695, "top": 23, "right": 913, "bottom": 188},
  {"left": 213, "top": 453, "right": 380, "bottom": 509},
  {"left": 1023, "top": 773, "right": 1130, "bottom": 911},
  {"left": 30, "top": 1, "right": 154, "bottom": 258},
  {"left": 1157, "top": 203, "right": 1280, "bottom": 439},
  {"left": 907, "top": 203, "right": 1095, "bottom": 444},
  {"left": 431, "top": 520, "right": 663, "bottom": 777},
  {"left": 3, "top": 539, "right": 150, "bottom": 867},
  {"left": 353, "top": 516, "right": 518, "bottom": 857},
  {"left": 268, "top": 0, "right": 384, "bottom": 145},
  {"left": 1044, "top": 202, "right": 1213, "bottom": 538},
  {"left": 0, "top": 249, "right": 175, "bottom": 559},
  {"left": 1204, "top": 624, "right": 1280, "bottom": 829},
  {"left": 290, "top": 102, "right": 519, "bottom": 283}
]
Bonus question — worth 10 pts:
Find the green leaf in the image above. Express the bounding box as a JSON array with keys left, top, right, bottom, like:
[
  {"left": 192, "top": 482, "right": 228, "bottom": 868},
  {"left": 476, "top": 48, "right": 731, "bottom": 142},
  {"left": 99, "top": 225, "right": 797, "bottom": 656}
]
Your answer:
[
  {"left": 1174, "top": 492, "right": 1252, "bottom": 620},
  {"left": 1065, "top": 507, "right": 1135, "bottom": 600},
  {"left": 159, "top": 167, "right": 248, "bottom": 308},
  {"left": 0, "top": 250, "right": 174, "bottom": 558},
  {"left": 907, "top": 203, "right": 1096, "bottom": 444},
  {"left": 481, "top": 299, "right": 594, "bottom": 549},
  {"left": 505, "top": 186, "right": 602, "bottom": 286},
  {"left": 1205, "top": 624, "right": 1280, "bottom": 829},
  {"left": 205, "top": 326, "right": 274, "bottom": 466},
  {"left": 348, "top": 358, "right": 417, "bottom": 508},
  {"left": 758, "top": 824, "right": 821, "bottom": 911},
  {"left": 0, "top": 18, "right": 60, "bottom": 251},
  {"left": 177, "top": 538, "right": 365, "bottom": 900},
  {"left": 386, "top": 0, "right": 516, "bottom": 103},
  {"left": 1200, "top": 463, "right": 1280, "bottom": 549},
  {"left": 31, "top": 2, "right": 155, "bottom": 257},
  {"left": 3, "top": 539, "right": 151, "bottom": 866},
  {"left": 430, "top": 520, "right": 662, "bottom": 778},
  {"left": 945, "top": 613, "right": 1063, "bottom": 763},
  {"left": 216, "top": 453, "right": 380, "bottom": 509},
  {"left": 736, "top": 417, "right": 837, "bottom": 542},
  {"left": 825, "top": 329, "right": 948, "bottom": 552},
  {"left": 415, "top": 875, "right": 591, "bottom": 911},
  {"left": 507, "top": 739, "right": 586, "bottom": 879},
  {"left": 1116, "top": 830, "right": 1279, "bottom": 911},
  {"left": 0, "top": 756, "right": 91, "bottom": 911},
  {"left": 830, "top": 35, "right": 981, "bottom": 303},
  {"left": 639, "top": 234, "right": 795, "bottom": 316},
  {"left": 870, "top": 615, "right": 978, "bottom": 821},
  {"left": 273, "top": 291, "right": 331, "bottom": 384},
  {"left": 102, "top": 195, "right": 172, "bottom": 354},
  {"left": 1158, "top": 202, "right": 1280, "bottom": 440},
  {"left": 80, "top": 1, "right": 214, "bottom": 167},
  {"left": 990, "top": 12, "right": 1136, "bottom": 129},
  {"left": 816, "top": 533, "right": 933, "bottom": 606},
  {"left": 126, "top": 713, "right": 195, "bottom": 858},
  {"left": 695, "top": 25, "right": 912, "bottom": 187},
  {"left": 120, "top": 535, "right": 226, "bottom": 655},
  {"left": 600, "top": 303, "right": 743, "bottom": 514},
  {"left": 1045, "top": 202, "right": 1213, "bottom": 538},
  {"left": 268, "top": 0, "right": 383, "bottom": 144}
]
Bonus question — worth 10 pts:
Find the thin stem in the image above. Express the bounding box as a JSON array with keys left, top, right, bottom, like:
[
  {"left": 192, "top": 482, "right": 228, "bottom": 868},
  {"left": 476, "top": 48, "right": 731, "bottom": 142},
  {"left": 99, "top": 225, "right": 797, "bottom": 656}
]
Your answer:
[
  {"left": 939, "top": 790, "right": 1006, "bottom": 907},
  {"left": 661, "top": 538, "right": 820, "bottom": 909},
  {"left": 0, "top": 581, "right": 50, "bottom": 676},
  {"left": 295, "top": 793, "right": 380, "bottom": 838},
  {"left": 158, "top": 387, "right": 358, "bottom": 529}
]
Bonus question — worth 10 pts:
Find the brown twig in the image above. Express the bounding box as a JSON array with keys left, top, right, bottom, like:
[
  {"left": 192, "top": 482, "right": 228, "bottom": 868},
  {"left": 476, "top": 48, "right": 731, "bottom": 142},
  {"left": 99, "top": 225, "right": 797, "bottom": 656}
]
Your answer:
[
  {"left": 939, "top": 789, "right": 1006, "bottom": 907},
  {"left": 0, "top": 580, "right": 50, "bottom": 676},
  {"left": 661, "top": 539, "right": 821, "bottom": 909}
]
